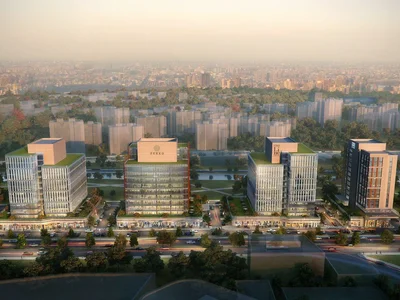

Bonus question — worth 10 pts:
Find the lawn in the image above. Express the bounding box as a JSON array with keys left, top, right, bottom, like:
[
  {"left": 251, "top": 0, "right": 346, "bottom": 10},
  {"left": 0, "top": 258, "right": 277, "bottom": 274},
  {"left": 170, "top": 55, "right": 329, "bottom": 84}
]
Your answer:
[
  {"left": 196, "top": 180, "right": 234, "bottom": 189},
  {"left": 230, "top": 197, "right": 254, "bottom": 216},
  {"left": 89, "top": 186, "right": 124, "bottom": 201},
  {"left": 369, "top": 255, "right": 400, "bottom": 267},
  {"left": 193, "top": 190, "right": 227, "bottom": 200},
  {"left": 88, "top": 179, "right": 124, "bottom": 185},
  {"left": 328, "top": 258, "right": 377, "bottom": 275},
  {"left": 199, "top": 156, "right": 240, "bottom": 168}
]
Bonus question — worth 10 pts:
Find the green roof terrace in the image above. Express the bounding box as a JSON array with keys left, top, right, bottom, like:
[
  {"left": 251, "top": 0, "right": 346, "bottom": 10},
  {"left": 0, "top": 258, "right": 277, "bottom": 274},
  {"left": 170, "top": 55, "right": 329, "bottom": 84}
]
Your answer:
[
  {"left": 45, "top": 154, "right": 83, "bottom": 167},
  {"left": 6, "top": 147, "right": 31, "bottom": 156},
  {"left": 249, "top": 152, "right": 271, "bottom": 165},
  {"left": 291, "top": 143, "right": 314, "bottom": 154},
  {"left": 126, "top": 160, "right": 188, "bottom": 165}
]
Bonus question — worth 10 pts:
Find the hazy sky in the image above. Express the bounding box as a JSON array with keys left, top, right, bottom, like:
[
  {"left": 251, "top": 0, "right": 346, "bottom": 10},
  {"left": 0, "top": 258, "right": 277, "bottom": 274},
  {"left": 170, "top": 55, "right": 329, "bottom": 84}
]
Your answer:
[{"left": 1, "top": 0, "right": 399, "bottom": 62}]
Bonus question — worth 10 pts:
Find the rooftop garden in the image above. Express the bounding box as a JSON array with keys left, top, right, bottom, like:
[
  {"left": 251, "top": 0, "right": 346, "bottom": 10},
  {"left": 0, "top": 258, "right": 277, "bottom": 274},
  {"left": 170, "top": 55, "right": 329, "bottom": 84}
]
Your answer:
[
  {"left": 249, "top": 152, "right": 271, "bottom": 165},
  {"left": 7, "top": 147, "right": 30, "bottom": 156},
  {"left": 292, "top": 143, "right": 314, "bottom": 154},
  {"left": 50, "top": 154, "right": 83, "bottom": 167}
]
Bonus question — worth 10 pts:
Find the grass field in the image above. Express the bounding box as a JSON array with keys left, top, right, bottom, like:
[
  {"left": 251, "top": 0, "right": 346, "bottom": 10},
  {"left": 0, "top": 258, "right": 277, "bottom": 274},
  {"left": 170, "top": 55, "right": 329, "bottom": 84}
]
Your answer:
[
  {"left": 230, "top": 197, "right": 253, "bottom": 216},
  {"left": 88, "top": 179, "right": 124, "bottom": 185},
  {"left": 89, "top": 186, "right": 124, "bottom": 201},
  {"left": 369, "top": 255, "right": 400, "bottom": 267},
  {"left": 199, "top": 156, "right": 239, "bottom": 168},
  {"left": 329, "top": 259, "right": 377, "bottom": 275},
  {"left": 193, "top": 190, "right": 226, "bottom": 200},
  {"left": 196, "top": 180, "right": 234, "bottom": 189}
]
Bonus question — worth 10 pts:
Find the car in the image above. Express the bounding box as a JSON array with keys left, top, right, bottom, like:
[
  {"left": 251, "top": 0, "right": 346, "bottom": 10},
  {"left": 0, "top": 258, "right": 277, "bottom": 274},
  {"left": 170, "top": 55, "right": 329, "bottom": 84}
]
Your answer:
[
  {"left": 347, "top": 244, "right": 353, "bottom": 247},
  {"left": 375, "top": 261, "right": 386, "bottom": 266},
  {"left": 186, "top": 240, "right": 196, "bottom": 244},
  {"left": 360, "top": 236, "right": 368, "bottom": 240},
  {"left": 85, "top": 229, "right": 93, "bottom": 233},
  {"left": 327, "top": 247, "right": 336, "bottom": 252},
  {"left": 135, "top": 247, "right": 144, "bottom": 250},
  {"left": 126, "top": 233, "right": 131, "bottom": 238},
  {"left": 86, "top": 251, "right": 94, "bottom": 255},
  {"left": 104, "top": 244, "right": 113, "bottom": 247},
  {"left": 23, "top": 251, "right": 34, "bottom": 256},
  {"left": 37, "top": 250, "right": 48, "bottom": 255},
  {"left": 28, "top": 243, "right": 39, "bottom": 247},
  {"left": 191, "top": 230, "right": 198, "bottom": 233},
  {"left": 160, "top": 247, "right": 170, "bottom": 250}
]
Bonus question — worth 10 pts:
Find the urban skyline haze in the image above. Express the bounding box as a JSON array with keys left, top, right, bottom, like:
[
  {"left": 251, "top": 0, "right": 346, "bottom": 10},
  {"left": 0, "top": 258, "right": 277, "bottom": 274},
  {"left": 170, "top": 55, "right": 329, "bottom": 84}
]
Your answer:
[{"left": 1, "top": 0, "right": 400, "bottom": 62}]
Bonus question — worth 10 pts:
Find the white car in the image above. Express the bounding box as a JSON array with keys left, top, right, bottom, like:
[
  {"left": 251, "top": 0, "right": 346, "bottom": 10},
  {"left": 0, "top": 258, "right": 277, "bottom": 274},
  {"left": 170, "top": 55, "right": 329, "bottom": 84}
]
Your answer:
[
  {"left": 29, "top": 243, "right": 39, "bottom": 247},
  {"left": 85, "top": 229, "right": 93, "bottom": 233},
  {"left": 186, "top": 240, "right": 196, "bottom": 244},
  {"left": 191, "top": 230, "right": 198, "bottom": 233}
]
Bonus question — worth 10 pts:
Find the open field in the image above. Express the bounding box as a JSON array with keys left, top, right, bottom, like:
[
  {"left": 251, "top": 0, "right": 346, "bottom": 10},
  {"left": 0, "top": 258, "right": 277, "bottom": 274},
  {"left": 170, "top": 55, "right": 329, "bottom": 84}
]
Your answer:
[
  {"left": 369, "top": 255, "right": 400, "bottom": 267},
  {"left": 195, "top": 180, "right": 234, "bottom": 189},
  {"left": 89, "top": 186, "right": 124, "bottom": 201},
  {"left": 88, "top": 179, "right": 124, "bottom": 185}
]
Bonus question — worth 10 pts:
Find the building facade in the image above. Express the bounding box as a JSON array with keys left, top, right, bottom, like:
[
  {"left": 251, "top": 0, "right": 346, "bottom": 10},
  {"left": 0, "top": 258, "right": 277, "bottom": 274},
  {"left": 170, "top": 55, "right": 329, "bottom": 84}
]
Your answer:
[
  {"left": 109, "top": 123, "right": 144, "bottom": 155},
  {"left": 6, "top": 138, "right": 87, "bottom": 218},
  {"left": 49, "top": 118, "right": 85, "bottom": 153},
  {"left": 196, "top": 121, "right": 228, "bottom": 150},
  {"left": 84, "top": 121, "right": 103, "bottom": 145},
  {"left": 344, "top": 139, "right": 397, "bottom": 215},
  {"left": 136, "top": 115, "right": 167, "bottom": 138},
  {"left": 94, "top": 106, "right": 130, "bottom": 126},
  {"left": 124, "top": 138, "right": 189, "bottom": 215},
  {"left": 247, "top": 137, "right": 317, "bottom": 216}
]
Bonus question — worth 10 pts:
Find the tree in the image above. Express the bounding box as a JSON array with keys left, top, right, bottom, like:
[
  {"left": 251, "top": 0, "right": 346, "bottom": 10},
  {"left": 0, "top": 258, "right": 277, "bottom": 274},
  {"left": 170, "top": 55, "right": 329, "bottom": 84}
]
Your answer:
[
  {"left": 85, "top": 233, "right": 96, "bottom": 248},
  {"left": 168, "top": 251, "right": 189, "bottom": 278},
  {"left": 67, "top": 228, "right": 75, "bottom": 238},
  {"left": 200, "top": 233, "right": 212, "bottom": 248},
  {"left": 194, "top": 182, "right": 202, "bottom": 188},
  {"left": 86, "top": 161, "right": 92, "bottom": 168},
  {"left": 290, "top": 263, "right": 316, "bottom": 287},
  {"left": 41, "top": 235, "right": 52, "bottom": 247},
  {"left": 61, "top": 256, "right": 83, "bottom": 273},
  {"left": 253, "top": 225, "right": 262, "bottom": 234},
  {"left": 0, "top": 238, "right": 3, "bottom": 248},
  {"left": 203, "top": 214, "right": 211, "bottom": 225},
  {"left": 23, "top": 262, "right": 45, "bottom": 277},
  {"left": 40, "top": 228, "right": 49, "bottom": 237},
  {"left": 115, "top": 170, "right": 123, "bottom": 179},
  {"left": 175, "top": 227, "right": 183, "bottom": 237},
  {"left": 156, "top": 230, "right": 176, "bottom": 246},
  {"left": 133, "top": 258, "right": 148, "bottom": 273},
  {"left": 130, "top": 234, "right": 139, "bottom": 247},
  {"left": 93, "top": 172, "right": 103, "bottom": 180},
  {"left": 108, "top": 215, "right": 116, "bottom": 226},
  {"left": 335, "top": 232, "right": 348, "bottom": 245},
  {"left": 142, "top": 247, "right": 164, "bottom": 273},
  {"left": 303, "top": 230, "right": 317, "bottom": 242},
  {"left": 7, "top": 229, "right": 15, "bottom": 239},
  {"left": 87, "top": 215, "right": 96, "bottom": 227},
  {"left": 107, "top": 227, "right": 115, "bottom": 237},
  {"left": 110, "top": 190, "right": 116, "bottom": 197},
  {"left": 149, "top": 228, "right": 157, "bottom": 237},
  {"left": 229, "top": 232, "right": 245, "bottom": 247},
  {"left": 107, "top": 234, "right": 131, "bottom": 265},
  {"left": 209, "top": 175, "right": 213, "bottom": 180},
  {"left": 209, "top": 167, "right": 213, "bottom": 172},
  {"left": 351, "top": 232, "right": 361, "bottom": 245},
  {"left": 0, "top": 260, "right": 20, "bottom": 280},
  {"left": 232, "top": 181, "right": 242, "bottom": 193},
  {"left": 86, "top": 252, "right": 108, "bottom": 271},
  {"left": 276, "top": 226, "right": 287, "bottom": 235},
  {"left": 16, "top": 233, "right": 27, "bottom": 249},
  {"left": 381, "top": 229, "right": 394, "bottom": 244},
  {"left": 57, "top": 237, "right": 68, "bottom": 249}
]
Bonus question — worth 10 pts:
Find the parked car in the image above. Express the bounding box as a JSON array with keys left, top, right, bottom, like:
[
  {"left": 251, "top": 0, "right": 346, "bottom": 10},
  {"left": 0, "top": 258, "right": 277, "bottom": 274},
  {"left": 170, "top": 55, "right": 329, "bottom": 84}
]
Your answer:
[
  {"left": 134, "top": 247, "right": 144, "bottom": 250},
  {"left": 23, "top": 251, "right": 34, "bottom": 256},
  {"left": 186, "top": 240, "right": 196, "bottom": 244},
  {"left": 327, "top": 247, "right": 336, "bottom": 252},
  {"left": 375, "top": 261, "right": 386, "bottom": 266}
]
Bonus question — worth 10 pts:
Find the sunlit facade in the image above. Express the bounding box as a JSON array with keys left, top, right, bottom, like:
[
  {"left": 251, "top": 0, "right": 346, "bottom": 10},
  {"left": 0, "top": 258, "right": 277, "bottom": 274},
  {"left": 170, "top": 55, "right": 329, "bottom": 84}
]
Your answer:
[
  {"left": 124, "top": 138, "right": 189, "bottom": 215},
  {"left": 6, "top": 138, "right": 87, "bottom": 218}
]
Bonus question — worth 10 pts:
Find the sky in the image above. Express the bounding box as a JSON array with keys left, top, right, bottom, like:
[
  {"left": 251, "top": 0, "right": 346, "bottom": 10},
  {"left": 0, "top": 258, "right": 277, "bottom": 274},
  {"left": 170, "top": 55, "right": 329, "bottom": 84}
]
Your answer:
[{"left": 1, "top": 0, "right": 399, "bottom": 62}]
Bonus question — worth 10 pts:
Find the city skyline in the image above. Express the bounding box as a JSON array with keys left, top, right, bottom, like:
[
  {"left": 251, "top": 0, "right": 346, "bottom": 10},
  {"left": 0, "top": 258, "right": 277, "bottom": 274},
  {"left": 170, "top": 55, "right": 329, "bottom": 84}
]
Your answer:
[{"left": 1, "top": 0, "right": 400, "bottom": 62}]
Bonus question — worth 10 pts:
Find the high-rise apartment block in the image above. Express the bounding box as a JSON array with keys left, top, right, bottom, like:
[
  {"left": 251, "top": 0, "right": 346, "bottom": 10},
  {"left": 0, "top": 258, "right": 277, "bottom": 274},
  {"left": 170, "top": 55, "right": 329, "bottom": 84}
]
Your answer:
[
  {"left": 136, "top": 115, "right": 167, "bottom": 138},
  {"left": 167, "top": 110, "right": 202, "bottom": 136},
  {"left": 196, "top": 121, "right": 228, "bottom": 150},
  {"left": 247, "top": 137, "right": 317, "bottom": 216},
  {"left": 6, "top": 138, "right": 87, "bottom": 218},
  {"left": 124, "top": 138, "right": 189, "bottom": 215},
  {"left": 200, "top": 73, "right": 211, "bottom": 88},
  {"left": 49, "top": 118, "right": 85, "bottom": 153},
  {"left": 84, "top": 121, "right": 103, "bottom": 145},
  {"left": 94, "top": 106, "right": 130, "bottom": 126},
  {"left": 109, "top": 123, "right": 144, "bottom": 155},
  {"left": 344, "top": 139, "right": 397, "bottom": 221},
  {"left": 316, "top": 98, "right": 343, "bottom": 126}
]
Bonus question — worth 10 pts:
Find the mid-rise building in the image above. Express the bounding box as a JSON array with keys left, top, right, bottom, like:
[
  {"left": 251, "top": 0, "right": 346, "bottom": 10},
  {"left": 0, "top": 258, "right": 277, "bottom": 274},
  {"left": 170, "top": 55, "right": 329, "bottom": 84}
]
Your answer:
[
  {"left": 109, "top": 123, "right": 144, "bottom": 155},
  {"left": 167, "top": 110, "right": 202, "bottom": 136},
  {"left": 316, "top": 98, "right": 343, "bottom": 126},
  {"left": 49, "top": 118, "right": 85, "bottom": 153},
  {"left": 200, "top": 73, "right": 211, "bottom": 88},
  {"left": 196, "top": 121, "right": 228, "bottom": 150},
  {"left": 247, "top": 137, "right": 317, "bottom": 216},
  {"left": 84, "top": 121, "right": 103, "bottom": 145},
  {"left": 136, "top": 115, "right": 167, "bottom": 138},
  {"left": 6, "top": 138, "right": 87, "bottom": 218},
  {"left": 344, "top": 139, "right": 398, "bottom": 225},
  {"left": 94, "top": 106, "right": 130, "bottom": 126},
  {"left": 124, "top": 138, "right": 189, "bottom": 215}
]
